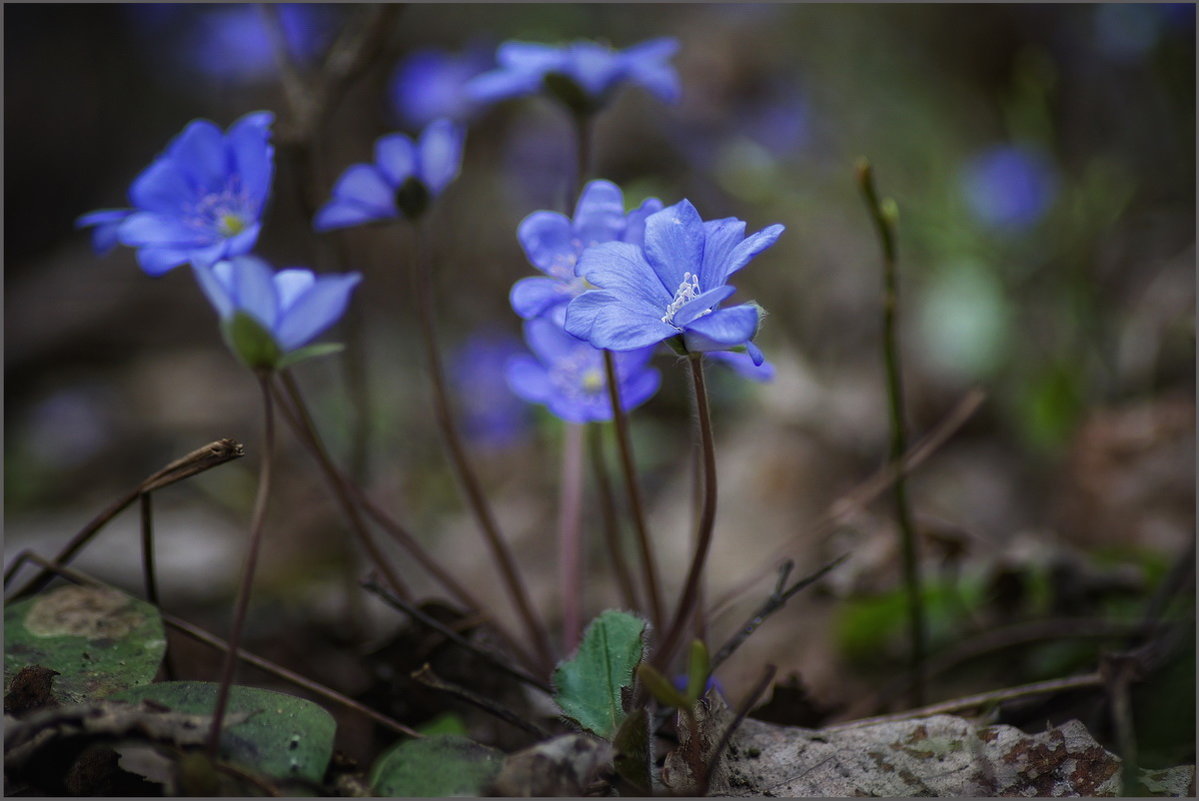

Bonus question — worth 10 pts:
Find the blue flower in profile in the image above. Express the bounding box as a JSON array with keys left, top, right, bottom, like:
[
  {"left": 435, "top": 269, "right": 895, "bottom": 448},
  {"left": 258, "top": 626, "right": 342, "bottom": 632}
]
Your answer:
[
  {"left": 450, "top": 330, "right": 532, "bottom": 449},
  {"left": 466, "top": 38, "right": 681, "bottom": 115},
  {"left": 314, "top": 119, "right": 465, "bottom": 230},
  {"left": 193, "top": 255, "right": 362, "bottom": 370},
  {"left": 961, "top": 144, "right": 1058, "bottom": 231},
  {"left": 390, "top": 45, "right": 494, "bottom": 129},
  {"left": 76, "top": 112, "right": 275, "bottom": 275},
  {"left": 511, "top": 179, "right": 663, "bottom": 321},
  {"left": 506, "top": 315, "right": 660, "bottom": 424},
  {"left": 564, "top": 200, "right": 784, "bottom": 364}
]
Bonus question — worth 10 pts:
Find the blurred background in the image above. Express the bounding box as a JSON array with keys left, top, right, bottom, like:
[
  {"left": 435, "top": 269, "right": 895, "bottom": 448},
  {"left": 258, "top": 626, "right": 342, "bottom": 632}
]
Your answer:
[{"left": 5, "top": 3, "right": 1195, "bottom": 766}]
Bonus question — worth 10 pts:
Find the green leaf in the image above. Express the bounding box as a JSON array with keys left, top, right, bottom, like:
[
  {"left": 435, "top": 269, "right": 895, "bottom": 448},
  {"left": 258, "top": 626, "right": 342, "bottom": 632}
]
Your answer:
[
  {"left": 612, "top": 707, "right": 652, "bottom": 795},
  {"left": 685, "top": 639, "right": 710, "bottom": 703},
  {"left": 276, "top": 342, "right": 345, "bottom": 370},
  {"left": 552, "top": 610, "right": 647, "bottom": 738},
  {"left": 370, "top": 735, "right": 504, "bottom": 797},
  {"left": 221, "top": 312, "right": 281, "bottom": 370},
  {"left": 417, "top": 712, "right": 469, "bottom": 737},
  {"left": 636, "top": 662, "right": 689, "bottom": 711},
  {"left": 112, "top": 681, "right": 335, "bottom": 786},
  {"left": 4, "top": 584, "right": 165, "bottom": 703}
]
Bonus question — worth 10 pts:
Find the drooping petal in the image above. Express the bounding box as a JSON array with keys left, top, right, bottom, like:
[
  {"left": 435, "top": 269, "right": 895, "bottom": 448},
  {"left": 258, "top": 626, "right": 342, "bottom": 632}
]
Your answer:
[
  {"left": 505, "top": 354, "right": 553, "bottom": 403},
  {"left": 745, "top": 340, "right": 767, "bottom": 367},
  {"left": 192, "top": 262, "right": 236, "bottom": 319},
  {"left": 417, "top": 119, "right": 464, "bottom": 195},
  {"left": 374, "top": 133, "right": 417, "bottom": 188},
  {"left": 672, "top": 285, "right": 737, "bottom": 328},
  {"left": 165, "top": 119, "right": 227, "bottom": 191},
  {"left": 707, "top": 348, "right": 774, "bottom": 379},
  {"left": 274, "top": 268, "right": 317, "bottom": 311},
  {"left": 118, "top": 212, "right": 210, "bottom": 247},
  {"left": 313, "top": 197, "right": 392, "bottom": 231},
  {"left": 719, "top": 223, "right": 785, "bottom": 283},
  {"left": 226, "top": 255, "right": 280, "bottom": 331},
  {"left": 643, "top": 199, "right": 706, "bottom": 294},
  {"left": 517, "top": 210, "right": 576, "bottom": 277},
  {"left": 135, "top": 246, "right": 194, "bottom": 276},
  {"left": 227, "top": 111, "right": 275, "bottom": 206},
  {"left": 274, "top": 272, "right": 362, "bottom": 351},
  {"left": 572, "top": 180, "right": 626, "bottom": 247},
  {"left": 575, "top": 241, "right": 671, "bottom": 314},
  {"left": 510, "top": 275, "right": 573, "bottom": 320},
  {"left": 682, "top": 303, "right": 760, "bottom": 350},
  {"left": 128, "top": 159, "right": 195, "bottom": 215},
  {"left": 330, "top": 164, "right": 396, "bottom": 214}
]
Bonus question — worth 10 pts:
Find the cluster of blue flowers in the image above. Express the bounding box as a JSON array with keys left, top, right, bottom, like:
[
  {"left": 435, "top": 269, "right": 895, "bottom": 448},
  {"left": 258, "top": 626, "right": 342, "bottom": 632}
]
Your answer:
[{"left": 79, "top": 33, "right": 783, "bottom": 416}]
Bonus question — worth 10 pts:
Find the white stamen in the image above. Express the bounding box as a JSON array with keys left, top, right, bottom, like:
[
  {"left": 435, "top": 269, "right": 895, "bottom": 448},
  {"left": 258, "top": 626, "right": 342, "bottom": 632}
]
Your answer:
[{"left": 661, "top": 272, "right": 702, "bottom": 326}]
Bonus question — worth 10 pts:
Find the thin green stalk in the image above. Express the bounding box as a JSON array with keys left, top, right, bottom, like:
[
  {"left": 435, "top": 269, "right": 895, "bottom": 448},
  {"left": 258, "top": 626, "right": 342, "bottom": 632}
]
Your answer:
[
  {"left": 654, "top": 355, "right": 718, "bottom": 671},
  {"left": 603, "top": 350, "right": 665, "bottom": 630},
  {"left": 558, "top": 422, "right": 586, "bottom": 650},
  {"left": 587, "top": 423, "right": 641, "bottom": 612},
  {"left": 409, "top": 221, "right": 554, "bottom": 671},
  {"left": 207, "top": 372, "right": 276, "bottom": 757},
  {"left": 856, "top": 158, "right": 926, "bottom": 707}
]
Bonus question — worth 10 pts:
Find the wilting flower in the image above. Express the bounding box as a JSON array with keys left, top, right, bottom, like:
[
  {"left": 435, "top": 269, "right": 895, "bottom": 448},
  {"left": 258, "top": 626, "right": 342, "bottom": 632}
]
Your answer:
[
  {"left": 194, "top": 255, "right": 361, "bottom": 370},
  {"left": 466, "top": 38, "right": 680, "bottom": 115},
  {"left": 511, "top": 179, "right": 663, "bottom": 320},
  {"left": 960, "top": 144, "right": 1058, "bottom": 231},
  {"left": 314, "top": 119, "right": 465, "bottom": 230},
  {"left": 565, "top": 200, "right": 783, "bottom": 364},
  {"left": 390, "top": 45, "right": 494, "bottom": 129},
  {"left": 450, "top": 330, "right": 532, "bottom": 449},
  {"left": 506, "top": 315, "right": 660, "bottom": 424},
  {"left": 77, "top": 112, "right": 275, "bottom": 275}
]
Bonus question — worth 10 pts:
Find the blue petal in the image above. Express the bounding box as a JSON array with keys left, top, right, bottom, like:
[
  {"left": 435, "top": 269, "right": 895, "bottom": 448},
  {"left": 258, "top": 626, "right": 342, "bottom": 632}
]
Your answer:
[
  {"left": 274, "top": 272, "right": 362, "bottom": 351},
  {"left": 517, "top": 210, "right": 575, "bottom": 277},
  {"left": 510, "top": 275, "right": 572, "bottom": 320},
  {"left": 643, "top": 200, "right": 706, "bottom": 294},
  {"left": 374, "top": 133, "right": 416, "bottom": 187},
  {"left": 708, "top": 349, "right": 774, "bottom": 379},
  {"left": 586, "top": 302, "right": 679, "bottom": 351},
  {"left": 227, "top": 111, "right": 275, "bottom": 207},
  {"left": 331, "top": 164, "right": 395, "bottom": 214},
  {"left": 672, "top": 285, "right": 737, "bottom": 328},
  {"left": 192, "top": 262, "right": 235, "bottom": 319},
  {"left": 523, "top": 315, "right": 584, "bottom": 365},
  {"left": 135, "top": 246, "right": 193, "bottom": 276},
  {"left": 563, "top": 290, "right": 608, "bottom": 340},
  {"left": 165, "top": 119, "right": 227, "bottom": 191},
  {"left": 682, "top": 304, "right": 760, "bottom": 350},
  {"left": 719, "top": 224, "right": 785, "bottom": 284},
  {"left": 118, "top": 213, "right": 209, "bottom": 247},
  {"left": 575, "top": 241, "right": 671, "bottom": 314},
  {"left": 698, "top": 218, "right": 746, "bottom": 289},
  {"left": 313, "top": 197, "right": 391, "bottom": 231},
  {"left": 223, "top": 222, "right": 262, "bottom": 259},
  {"left": 227, "top": 255, "right": 280, "bottom": 330},
  {"left": 505, "top": 354, "right": 553, "bottom": 403},
  {"left": 618, "top": 364, "right": 662, "bottom": 413},
  {"left": 76, "top": 209, "right": 132, "bottom": 254},
  {"left": 565, "top": 41, "right": 622, "bottom": 97},
  {"left": 572, "top": 180, "right": 625, "bottom": 247},
  {"left": 622, "top": 197, "right": 664, "bottom": 246},
  {"left": 463, "top": 69, "right": 542, "bottom": 104},
  {"left": 746, "top": 340, "right": 766, "bottom": 367},
  {"left": 188, "top": 240, "right": 232, "bottom": 270},
  {"left": 622, "top": 37, "right": 679, "bottom": 63},
  {"left": 496, "top": 41, "right": 562, "bottom": 71},
  {"left": 417, "top": 118, "right": 464, "bottom": 195},
  {"left": 129, "top": 159, "right": 194, "bottom": 214},
  {"left": 274, "top": 268, "right": 316, "bottom": 311}
]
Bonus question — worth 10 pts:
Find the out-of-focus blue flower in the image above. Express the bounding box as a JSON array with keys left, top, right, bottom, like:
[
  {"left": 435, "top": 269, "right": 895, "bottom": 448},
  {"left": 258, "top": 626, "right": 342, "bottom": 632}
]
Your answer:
[
  {"left": 564, "top": 200, "right": 783, "bottom": 364},
  {"left": 76, "top": 112, "right": 275, "bottom": 275},
  {"left": 506, "top": 315, "right": 660, "bottom": 424},
  {"left": 466, "top": 38, "right": 681, "bottom": 115},
  {"left": 1094, "top": 3, "right": 1193, "bottom": 62},
  {"left": 194, "top": 255, "right": 361, "bottom": 370},
  {"left": 126, "top": 4, "right": 339, "bottom": 85},
  {"left": 706, "top": 349, "right": 776, "bottom": 382},
  {"left": 511, "top": 180, "right": 663, "bottom": 321},
  {"left": 314, "top": 119, "right": 465, "bottom": 230},
  {"left": 961, "top": 145, "right": 1058, "bottom": 231},
  {"left": 390, "top": 45, "right": 495, "bottom": 130},
  {"left": 450, "top": 330, "right": 532, "bottom": 449},
  {"left": 742, "top": 80, "right": 810, "bottom": 157}
]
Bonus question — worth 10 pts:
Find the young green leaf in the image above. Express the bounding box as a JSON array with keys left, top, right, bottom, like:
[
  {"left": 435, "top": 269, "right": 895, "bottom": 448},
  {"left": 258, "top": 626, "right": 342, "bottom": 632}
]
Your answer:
[
  {"left": 370, "top": 735, "right": 504, "bottom": 797},
  {"left": 636, "top": 662, "right": 689, "bottom": 710},
  {"left": 685, "top": 639, "right": 710, "bottom": 703},
  {"left": 552, "top": 610, "right": 648, "bottom": 739}
]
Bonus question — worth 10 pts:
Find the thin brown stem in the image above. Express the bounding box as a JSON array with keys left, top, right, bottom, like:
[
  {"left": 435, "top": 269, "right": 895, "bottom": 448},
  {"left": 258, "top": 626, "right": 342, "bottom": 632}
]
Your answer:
[
  {"left": 700, "top": 663, "right": 778, "bottom": 795},
  {"left": 139, "top": 493, "right": 176, "bottom": 681},
  {"left": 588, "top": 423, "right": 640, "bottom": 612},
  {"left": 412, "top": 664, "right": 550, "bottom": 739},
  {"left": 409, "top": 220, "right": 553, "bottom": 671},
  {"left": 558, "top": 422, "right": 586, "bottom": 651},
  {"left": 207, "top": 373, "right": 276, "bottom": 758},
  {"left": 604, "top": 349, "right": 664, "bottom": 631}
]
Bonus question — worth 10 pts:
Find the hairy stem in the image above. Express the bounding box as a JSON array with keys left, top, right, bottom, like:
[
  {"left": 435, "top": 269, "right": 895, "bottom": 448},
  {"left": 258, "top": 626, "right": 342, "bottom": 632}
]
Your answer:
[
  {"left": 207, "top": 372, "right": 276, "bottom": 757},
  {"left": 588, "top": 423, "right": 641, "bottom": 611},
  {"left": 857, "top": 158, "right": 926, "bottom": 707},
  {"left": 410, "top": 220, "right": 553, "bottom": 671},
  {"left": 558, "top": 423, "right": 586, "bottom": 651}
]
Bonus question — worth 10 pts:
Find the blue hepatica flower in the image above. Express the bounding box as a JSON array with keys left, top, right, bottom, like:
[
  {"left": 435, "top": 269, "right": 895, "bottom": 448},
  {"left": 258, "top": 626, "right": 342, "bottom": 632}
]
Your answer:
[
  {"left": 564, "top": 200, "right": 784, "bottom": 364},
  {"left": 506, "top": 316, "right": 661, "bottom": 424},
  {"left": 314, "top": 119, "right": 465, "bottom": 230},
  {"left": 961, "top": 144, "right": 1058, "bottom": 231},
  {"left": 390, "top": 45, "right": 495, "bottom": 129},
  {"left": 193, "top": 255, "right": 362, "bottom": 370},
  {"left": 450, "top": 330, "right": 532, "bottom": 449},
  {"left": 707, "top": 349, "right": 776, "bottom": 382},
  {"left": 466, "top": 38, "right": 681, "bottom": 114},
  {"left": 512, "top": 179, "right": 663, "bottom": 321},
  {"left": 77, "top": 111, "right": 275, "bottom": 275}
]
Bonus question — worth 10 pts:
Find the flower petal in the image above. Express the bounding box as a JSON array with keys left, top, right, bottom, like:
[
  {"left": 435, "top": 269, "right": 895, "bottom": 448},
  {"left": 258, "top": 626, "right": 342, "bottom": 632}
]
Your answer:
[
  {"left": 417, "top": 119, "right": 464, "bottom": 195},
  {"left": 222, "top": 222, "right": 262, "bottom": 260},
  {"left": 575, "top": 241, "right": 671, "bottom": 314},
  {"left": 517, "top": 210, "right": 576, "bottom": 277},
  {"left": 226, "top": 255, "right": 280, "bottom": 331},
  {"left": 510, "top": 275, "right": 574, "bottom": 320},
  {"left": 618, "top": 364, "right": 662, "bottom": 413},
  {"left": 118, "top": 212, "right": 210, "bottom": 247},
  {"left": 331, "top": 164, "right": 396, "bottom": 214},
  {"left": 496, "top": 41, "right": 562, "bottom": 71},
  {"left": 128, "top": 159, "right": 195, "bottom": 214},
  {"left": 572, "top": 180, "right": 626, "bottom": 247},
  {"left": 708, "top": 348, "right": 774, "bottom": 379},
  {"left": 523, "top": 315, "right": 584, "bottom": 365},
  {"left": 165, "top": 118, "right": 227, "bottom": 191},
  {"left": 274, "top": 268, "right": 316, "bottom": 311},
  {"left": 682, "top": 304, "right": 760, "bottom": 351},
  {"left": 464, "top": 69, "right": 542, "bottom": 104},
  {"left": 643, "top": 199, "right": 706, "bottom": 294},
  {"left": 719, "top": 223, "right": 785, "bottom": 283},
  {"left": 505, "top": 353, "right": 553, "bottom": 403},
  {"left": 374, "top": 133, "right": 416, "bottom": 187},
  {"left": 76, "top": 209, "right": 133, "bottom": 254},
  {"left": 672, "top": 285, "right": 737, "bottom": 328},
  {"left": 586, "top": 302, "right": 679, "bottom": 351},
  {"left": 313, "top": 197, "right": 392, "bottom": 231},
  {"left": 274, "top": 272, "right": 362, "bottom": 351},
  {"left": 623, "top": 197, "right": 664, "bottom": 246},
  {"left": 698, "top": 217, "right": 746, "bottom": 288},
  {"left": 192, "top": 262, "right": 235, "bottom": 319},
  {"left": 227, "top": 111, "right": 275, "bottom": 207},
  {"left": 135, "top": 246, "right": 193, "bottom": 276}
]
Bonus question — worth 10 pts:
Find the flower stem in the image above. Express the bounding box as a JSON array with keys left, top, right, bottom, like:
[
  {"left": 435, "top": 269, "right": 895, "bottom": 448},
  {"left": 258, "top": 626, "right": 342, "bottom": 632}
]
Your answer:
[
  {"left": 558, "top": 422, "right": 586, "bottom": 651},
  {"left": 571, "top": 111, "right": 592, "bottom": 202},
  {"left": 603, "top": 349, "right": 665, "bottom": 631},
  {"left": 410, "top": 220, "right": 554, "bottom": 672},
  {"left": 139, "top": 492, "right": 176, "bottom": 680},
  {"left": 856, "top": 158, "right": 926, "bottom": 707},
  {"left": 206, "top": 371, "right": 276, "bottom": 759},
  {"left": 587, "top": 423, "right": 641, "bottom": 612},
  {"left": 653, "top": 355, "right": 717, "bottom": 672}
]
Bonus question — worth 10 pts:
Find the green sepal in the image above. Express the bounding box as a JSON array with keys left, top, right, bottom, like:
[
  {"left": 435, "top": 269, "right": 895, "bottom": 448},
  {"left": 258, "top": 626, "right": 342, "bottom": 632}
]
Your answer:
[
  {"left": 276, "top": 342, "right": 345, "bottom": 370},
  {"left": 636, "top": 662, "right": 689, "bottom": 711},
  {"left": 665, "top": 335, "right": 689, "bottom": 357},
  {"left": 684, "top": 639, "right": 710, "bottom": 703},
  {"left": 221, "top": 312, "right": 281, "bottom": 370}
]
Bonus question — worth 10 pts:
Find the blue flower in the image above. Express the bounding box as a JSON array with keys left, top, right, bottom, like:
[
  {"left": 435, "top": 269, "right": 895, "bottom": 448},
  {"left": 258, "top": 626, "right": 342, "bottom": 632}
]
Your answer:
[
  {"left": 511, "top": 179, "right": 663, "bottom": 321},
  {"left": 466, "top": 38, "right": 680, "bottom": 115},
  {"left": 506, "top": 315, "right": 660, "bottom": 424},
  {"left": 564, "top": 200, "right": 783, "bottom": 364},
  {"left": 961, "top": 144, "right": 1058, "bottom": 231},
  {"left": 193, "top": 255, "right": 362, "bottom": 370},
  {"left": 450, "top": 330, "right": 532, "bottom": 449},
  {"left": 390, "top": 45, "right": 494, "bottom": 129},
  {"left": 706, "top": 349, "right": 776, "bottom": 382},
  {"left": 76, "top": 112, "right": 275, "bottom": 275},
  {"left": 314, "top": 119, "right": 465, "bottom": 230}
]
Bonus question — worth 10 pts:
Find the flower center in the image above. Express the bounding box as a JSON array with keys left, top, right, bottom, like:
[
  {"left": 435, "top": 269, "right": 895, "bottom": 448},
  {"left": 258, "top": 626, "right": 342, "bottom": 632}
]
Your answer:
[
  {"left": 550, "top": 349, "right": 607, "bottom": 401},
  {"left": 218, "top": 212, "right": 248, "bottom": 237},
  {"left": 190, "top": 180, "right": 252, "bottom": 240},
  {"left": 662, "top": 272, "right": 704, "bottom": 327}
]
